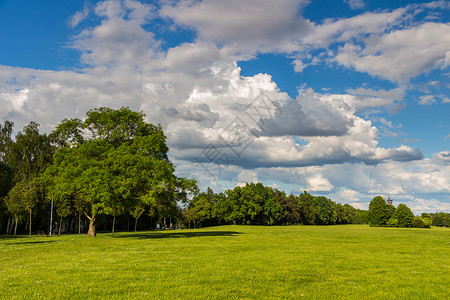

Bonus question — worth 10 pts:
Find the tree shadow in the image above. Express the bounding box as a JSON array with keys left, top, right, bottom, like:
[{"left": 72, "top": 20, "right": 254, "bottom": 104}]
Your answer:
[
  {"left": 6, "top": 240, "right": 58, "bottom": 245},
  {"left": 112, "top": 230, "right": 242, "bottom": 239}
]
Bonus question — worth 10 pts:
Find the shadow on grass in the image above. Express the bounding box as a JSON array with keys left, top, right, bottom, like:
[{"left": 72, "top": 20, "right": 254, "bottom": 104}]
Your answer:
[
  {"left": 6, "top": 240, "right": 58, "bottom": 245},
  {"left": 111, "top": 230, "right": 242, "bottom": 239}
]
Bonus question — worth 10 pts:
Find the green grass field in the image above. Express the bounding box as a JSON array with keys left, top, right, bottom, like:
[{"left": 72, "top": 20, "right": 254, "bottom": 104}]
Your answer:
[{"left": 1, "top": 225, "right": 449, "bottom": 299}]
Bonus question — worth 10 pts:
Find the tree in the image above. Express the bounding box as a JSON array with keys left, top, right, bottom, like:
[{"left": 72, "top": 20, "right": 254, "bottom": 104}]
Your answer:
[
  {"left": 130, "top": 204, "right": 145, "bottom": 232},
  {"left": 1, "top": 121, "right": 54, "bottom": 236},
  {"left": 0, "top": 162, "right": 12, "bottom": 234},
  {"left": 5, "top": 179, "right": 38, "bottom": 238},
  {"left": 391, "top": 203, "right": 414, "bottom": 228},
  {"left": 368, "top": 196, "right": 390, "bottom": 226},
  {"left": 44, "top": 107, "right": 192, "bottom": 237},
  {"left": 3, "top": 121, "right": 54, "bottom": 184},
  {"left": 105, "top": 202, "right": 125, "bottom": 233},
  {"left": 412, "top": 216, "right": 431, "bottom": 228},
  {"left": 311, "top": 196, "right": 337, "bottom": 225},
  {"left": 298, "top": 192, "right": 317, "bottom": 225},
  {"left": 56, "top": 201, "right": 71, "bottom": 236},
  {"left": 275, "top": 192, "right": 300, "bottom": 225}
]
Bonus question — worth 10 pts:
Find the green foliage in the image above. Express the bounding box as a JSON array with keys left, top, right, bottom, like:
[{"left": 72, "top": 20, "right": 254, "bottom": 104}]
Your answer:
[
  {"left": 2, "top": 121, "right": 54, "bottom": 184},
  {"left": 412, "top": 216, "right": 431, "bottom": 228},
  {"left": 387, "top": 204, "right": 396, "bottom": 217},
  {"left": 43, "top": 107, "right": 195, "bottom": 236},
  {"left": 276, "top": 192, "right": 300, "bottom": 225},
  {"left": 386, "top": 218, "right": 399, "bottom": 227},
  {"left": 4, "top": 179, "right": 40, "bottom": 237},
  {"left": 368, "top": 196, "right": 390, "bottom": 226},
  {"left": 391, "top": 203, "right": 414, "bottom": 228},
  {"left": 431, "top": 212, "right": 450, "bottom": 227}
]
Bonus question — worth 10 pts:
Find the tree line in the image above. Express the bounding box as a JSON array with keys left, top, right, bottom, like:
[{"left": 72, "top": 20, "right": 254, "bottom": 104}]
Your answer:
[
  {"left": 184, "top": 185, "right": 367, "bottom": 228},
  {"left": 0, "top": 107, "right": 448, "bottom": 237},
  {"left": 366, "top": 196, "right": 450, "bottom": 228}
]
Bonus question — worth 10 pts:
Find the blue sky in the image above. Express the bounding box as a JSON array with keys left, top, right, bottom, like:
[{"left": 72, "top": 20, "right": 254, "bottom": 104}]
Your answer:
[{"left": 0, "top": 0, "right": 449, "bottom": 213}]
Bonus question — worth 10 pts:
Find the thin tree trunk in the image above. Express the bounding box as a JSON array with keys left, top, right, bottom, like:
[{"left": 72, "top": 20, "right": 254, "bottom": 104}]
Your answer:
[
  {"left": 29, "top": 210, "right": 32, "bottom": 239},
  {"left": 58, "top": 216, "right": 62, "bottom": 236},
  {"left": 78, "top": 211, "right": 81, "bottom": 235},
  {"left": 112, "top": 216, "right": 115, "bottom": 233},
  {"left": 6, "top": 217, "right": 11, "bottom": 235},
  {"left": 14, "top": 217, "right": 18, "bottom": 238},
  {"left": 134, "top": 218, "right": 138, "bottom": 232}
]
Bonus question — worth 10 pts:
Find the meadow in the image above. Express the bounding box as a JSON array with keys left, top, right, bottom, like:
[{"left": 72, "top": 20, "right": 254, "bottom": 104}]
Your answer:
[{"left": 0, "top": 225, "right": 449, "bottom": 299}]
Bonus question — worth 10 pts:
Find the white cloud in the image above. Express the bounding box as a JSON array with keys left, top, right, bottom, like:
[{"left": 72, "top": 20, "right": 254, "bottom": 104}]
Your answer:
[
  {"left": 435, "top": 151, "right": 450, "bottom": 162},
  {"left": 341, "top": 189, "right": 359, "bottom": 201},
  {"left": 293, "top": 59, "right": 307, "bottom": 72},
  {"left": 306, "top": 173, "right": 334, "bottom": 191},
  {"left": 237, "top": 170, "right": 259, "bottom": 187},
  {"left": 258, "top": 89, "right": 351, "bottom": 137},
  {"left": 404, "top": 198, "right": 450, "bottom": 214},
  {"left": 344, "top": 0, "right": 365, "bottom": 10},
  {"left": 68, "top": 4, "right": 89, "bottom": 28},
  {"left": 419, "top": 95, "right": 437, "bottom": 105},
  {"left": 160, "top": 0, "right": 312, "bottom": 54},
  {"left": 302, "top": 7, "right": 407, "bottom": 48},
  {"left": 335, "top": 23, "right": 450, "bottom": 82},
  {"left": 329, "top": 86, "right": 406, "bottom": 114}
]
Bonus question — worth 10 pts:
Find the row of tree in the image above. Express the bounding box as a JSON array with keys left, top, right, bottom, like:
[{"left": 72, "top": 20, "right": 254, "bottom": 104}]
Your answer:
[
  {"left": 1, "top": 107, "right": 448, "bottom": 236},
  {"left": 183, "top": 185, "right": 368, "bottom": 227}
]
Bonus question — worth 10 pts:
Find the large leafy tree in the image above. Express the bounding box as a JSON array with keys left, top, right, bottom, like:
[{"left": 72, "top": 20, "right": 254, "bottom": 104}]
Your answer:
[
  {"left": 44, "top": 107, "right": 195, "bottom": 237},
  {"left": 391, "top": 203, "right": 414, "bottom": 228},
  {"left": 368, "top": 196, "right": 390, "bottom": 226}
]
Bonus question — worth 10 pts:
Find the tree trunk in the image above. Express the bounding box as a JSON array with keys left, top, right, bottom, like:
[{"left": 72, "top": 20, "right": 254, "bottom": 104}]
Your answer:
[
  {"left": 58, "top": 216, "right": 62, "bottom": 236},
  {"left": 85, "top": 213, "right": 96, "bottom": 237},
  {"left": 6, "top": 217, "right": 11, "bottom": 235},
  {"left": 134, "top": 218, "right": 138, "bottom": 232},
  {"left": 78, "top": 211, "right": 81, "bottom": 235},
  {"left": 29, "top": 210, "right": 32, "bottom": 239},
  {"left": 14, "top": 217, "right": 18, "bottom": 238},
  {"left": 112, "top": 215, "right": 116, "bottom": 233}
]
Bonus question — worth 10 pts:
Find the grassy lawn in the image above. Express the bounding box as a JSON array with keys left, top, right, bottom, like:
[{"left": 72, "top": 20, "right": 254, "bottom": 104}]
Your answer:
[{"left": 1, "top": 225, "right": 449, "bottom": 299}]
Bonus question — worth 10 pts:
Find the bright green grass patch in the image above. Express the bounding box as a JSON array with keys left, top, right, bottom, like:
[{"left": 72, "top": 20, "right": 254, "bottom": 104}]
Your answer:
[{"left": 1, "top": 225, "right": 449, "bottom": 299}]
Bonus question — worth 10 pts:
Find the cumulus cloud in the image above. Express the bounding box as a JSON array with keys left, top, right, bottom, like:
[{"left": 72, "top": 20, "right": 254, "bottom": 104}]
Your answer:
[
  {"left": 435, "top": 151, "right": 450, "bottom": 162},
  {"left": 1, "top": 0, "right": 448, "bottom": 212},
  {"left": 258, "top": 89, "right": 351, "bottom": 137},
  {"left": 306, "top": 173, "right": 334, "bottom": 191},
  {"left": 340, "top": 189, "right": 359, "bottom": 201},
  {"left": 160, "top": 0, "right": 312, "bottom": 54},
  {"left": 237, "top": 170, "right": 259, "bottom": 187},
  {"left": 302, "top": 7, "right": 407, "bottom": 48},
  {"left": 334, "top": 23, "right": 450, "bottom": 82}
]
